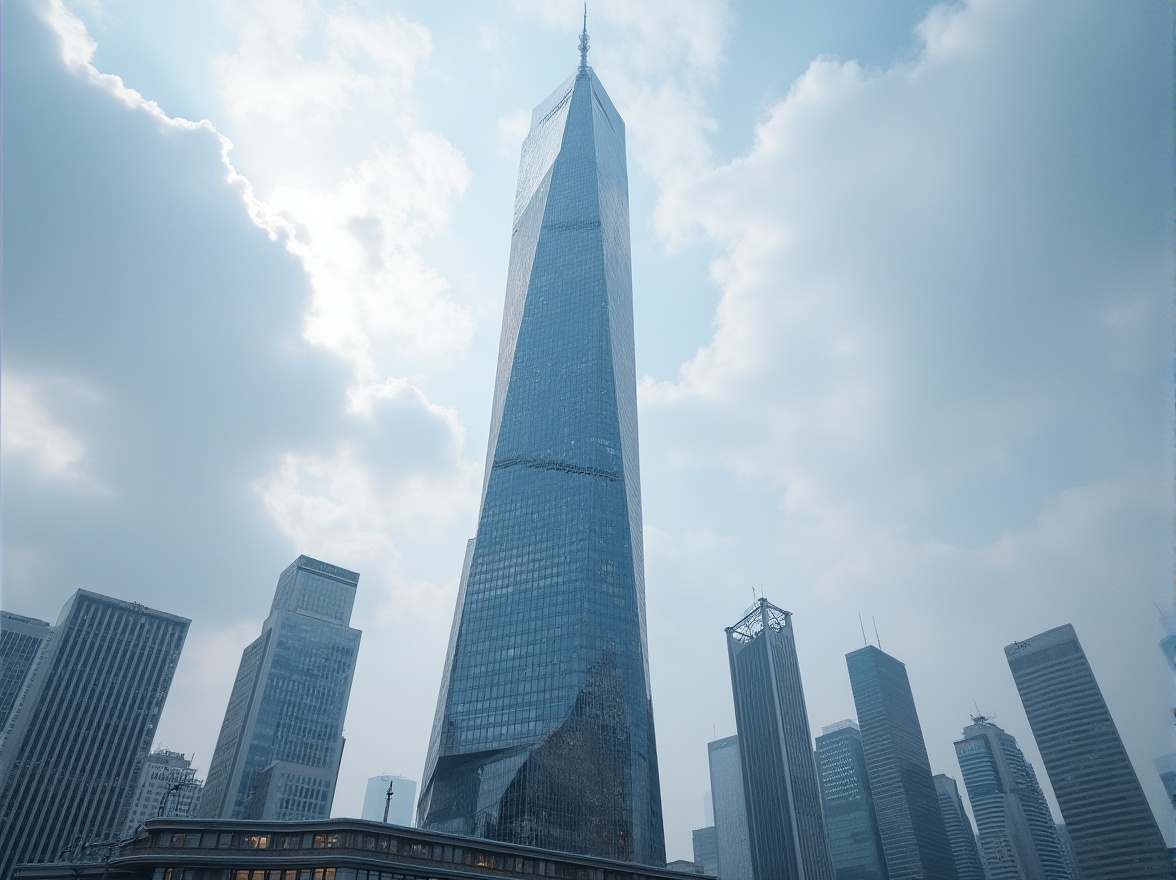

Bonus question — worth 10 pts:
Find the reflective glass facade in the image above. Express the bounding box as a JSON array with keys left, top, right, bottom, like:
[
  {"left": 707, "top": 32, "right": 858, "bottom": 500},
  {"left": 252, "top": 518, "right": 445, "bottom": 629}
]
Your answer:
[
  {"left": 815, "top": 721, "right": 888, "bottom": 880},
  {"left": 418, "top": 59, "right": 664, "bottom": 865},
  {"left": 845, "top": 646, "right": 957, "bottom": 880},
  {"left": 708, "top": 736, "right": 754, "bottom": 880},
  {"left": 0, "top": 611, "right": 50, "bottom": 726},
  {"left": 726, "top": 600, "right": 835, "bottom": 880},
  {"left": 199, "top": 556, "right": 361, "bottom": 822},
  {"left": 1005, "top": 625, "right": 1174, "bottom": 880}
]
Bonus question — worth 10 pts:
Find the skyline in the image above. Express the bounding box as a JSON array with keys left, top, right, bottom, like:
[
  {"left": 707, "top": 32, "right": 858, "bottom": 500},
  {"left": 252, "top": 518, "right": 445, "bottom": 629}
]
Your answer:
[{"left": 2, "top": 0, "right": 1172, "bottom": 861}]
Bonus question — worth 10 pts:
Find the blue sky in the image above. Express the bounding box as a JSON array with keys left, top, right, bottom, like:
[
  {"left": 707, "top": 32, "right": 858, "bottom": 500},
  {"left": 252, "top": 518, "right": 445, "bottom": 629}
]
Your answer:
[{"left": 3, "top": 0, "right": 1172, "bottom": 858}]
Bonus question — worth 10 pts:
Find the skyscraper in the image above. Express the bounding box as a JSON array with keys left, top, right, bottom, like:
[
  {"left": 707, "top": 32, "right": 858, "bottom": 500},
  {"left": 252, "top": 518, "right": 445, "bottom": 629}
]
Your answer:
[
  {"left": 815, "top": 720, "right": 888, "bottom": 880},
  {"left": 726, "top": 599, "right": 835, "bottom": 880},
  {"left": 0, "top": 591, "right": 189, "bottom": 878},
  {"left": 933, "top": 774, "right": 985, "bottom": 880},
  {"left": 198, "top": 555, "right": 361, "bottom": 821},
  {"left": 417, "top": 24, "right": 664, "bottom": 865},
  {"left": 693, "top": 826, "right": 720, "bottom": 876},
  {"left": 845, "top": 645, "right": 957, "bottom": 880},
  {"left": 0, "top": 610, "right": 51, "bottom": 725},
  {"left": 362, "top": 774, "right": 418, "bottom": 825},
  {"left": 708, "top": 736, "right": 754, "bottom": 880},
  {"left": 953, "top": 716, "right": 1068, "bottom": 880},
  {"left": 1005, "top": 625, "right": 1174, "bottom": 880},
  {"left": 122, "top": 748, "right": 203, "bottom": 836}
]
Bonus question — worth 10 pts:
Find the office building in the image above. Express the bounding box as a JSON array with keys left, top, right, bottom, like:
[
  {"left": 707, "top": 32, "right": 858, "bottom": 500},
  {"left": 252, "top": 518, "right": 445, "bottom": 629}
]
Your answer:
[
  {"left": 953, "top": 716, "right": 1068, "bottom": 880},
  {"left": 845, "top": 645, "right": 957, "bottom": 880},
  {"left": 726, "top": 600, "right": 835, "bottom": 880},
  {"left": 198, "top": 555, "right": 361, "bottom": 821},
  {"left": 815, "top": 720, "right": 887, "bottom": 880},
  {"left": 362, "top": 775, "right": 418, "bottom": 825},
  {"left": 0, "top": 591, "right": 189, "bottom": 879},
  {"left": 122, "top": 748, "right": 203, "bottom": 836},
  {"left": 693, "top": 826, "right": 719, "bottom": 876},
  {"left": 0, "top": 611, "right": 51, "bottom": 725},
  {"left": 933, "top": 774, "right": 985, "bottom": 880},
  {"left": 12, "top": 818, "right": 709, "bottom": 880},
  {"left": 1054, "top": 826, "right": 1081, "bottom": 880},
  {"left": 1005, "top": 625, "right": 1174, "bottom": 879},
  {"left": 417, "top": 23, "right": 664, "bottom": 865},
  {"left": 708, "top": 736, "right": 754, "bottom": 880}
]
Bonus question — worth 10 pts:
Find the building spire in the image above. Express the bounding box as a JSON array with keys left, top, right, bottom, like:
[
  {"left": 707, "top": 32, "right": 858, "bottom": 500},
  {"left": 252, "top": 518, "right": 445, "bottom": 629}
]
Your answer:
[{"left": 578, "top": 4, "right": 590, "bottom": 73}]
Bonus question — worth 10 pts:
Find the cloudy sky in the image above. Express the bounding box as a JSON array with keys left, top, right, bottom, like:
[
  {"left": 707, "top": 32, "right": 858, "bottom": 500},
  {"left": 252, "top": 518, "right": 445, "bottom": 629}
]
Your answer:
[{"left": 3, "top": 0, "right": 1172, "bottom": 859}]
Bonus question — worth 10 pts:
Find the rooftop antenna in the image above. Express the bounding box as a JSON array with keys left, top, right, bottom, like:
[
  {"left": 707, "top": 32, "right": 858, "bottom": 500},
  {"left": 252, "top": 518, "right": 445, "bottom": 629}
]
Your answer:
[
  {"left": 872, "top": 616, "right": 881, "bottom": 650},
  {"left": 858, "top": 613, "right": 868, "bottom": 647},
  {"left": 578, "top": 4, "right": 590, "bottom": 73}
]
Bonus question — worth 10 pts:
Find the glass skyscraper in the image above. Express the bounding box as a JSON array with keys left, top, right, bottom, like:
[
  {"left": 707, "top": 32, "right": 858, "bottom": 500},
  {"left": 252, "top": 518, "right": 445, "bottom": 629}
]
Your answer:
[
  {"left": 0, "top": 610, "right": 51, "bottom": 725},
  {"left": 1005, "top": 625, "right": 1174, "bottom": 880},
  {"left": 953, "top": 716, "right": 1069, "bottom": 880},
  {"left": 845, "top": 645, "right": 958, "bottom": 880},
  {"left": 0, "top": 591, "right": 189, "bottom": 878},
  {"left": 726, "top": 599, "right": 835, "bottom": 880},
  {"left": 932, "top": 775, "right": 984, "bottom": 880},
  {"left": 198, "top": 555, "right": 361, "bottom": 821},
  {"left": 417, "top": 29, "right": 664, "bottom": 865},
  {"left": 815, "top": 720, "right": 888, "bottom": 880},
  {"left": 709, "top": 735, "right": 754, "bottom": 880}
]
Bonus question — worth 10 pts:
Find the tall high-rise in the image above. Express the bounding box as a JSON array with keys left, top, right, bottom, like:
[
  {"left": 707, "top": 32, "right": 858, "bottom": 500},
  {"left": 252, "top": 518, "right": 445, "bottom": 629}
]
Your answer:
[
  {"left": 0, "top": 610, "right": 51, "bottom": 725},
  {"left": 815, "top": 720, "right": 888, "bottom": 880},
  {"left": 726, "top": 599, "right": 835, "bottom": 880},
  {"left": 417, "top": 24, "right": 664, "bottom": 865},
  {"left": 0, "top": 591, "right": 189, "bottom": 878},
  {"left": 693, "top": 826, "right": 720, "bottom": 875},
  {"left": 953, "top": 716, "right": 1068, "bottom": 880},
  {"left": 198, "top": 555, "right": 361, "bottom": 821},
  {"left": 845, "top": 645, "right": 957, "bottom": 880},
  {"left": 1005, "top": 625, "right": 1174, "bottom": 880},
  {"left": 709, "top": 736, "right": 754, "bottom": 880},
  {"left": 122, "top": 748, "right": 203, "bottom": 835},
  {"left": 933, "top": 774, "right": 985, "bottom": 880}
]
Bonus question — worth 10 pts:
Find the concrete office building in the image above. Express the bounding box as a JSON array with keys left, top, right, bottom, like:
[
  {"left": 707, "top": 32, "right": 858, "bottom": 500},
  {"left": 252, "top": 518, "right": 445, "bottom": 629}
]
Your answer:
[
  {"left": 122, "top": 748, "right": 203, "bottom": 836},
  {"left": 0, "top": 591, "right": 189, "bottom": 879},
  {"left": 1005, "top": 625, "right": 1174, "bottom": 879}
]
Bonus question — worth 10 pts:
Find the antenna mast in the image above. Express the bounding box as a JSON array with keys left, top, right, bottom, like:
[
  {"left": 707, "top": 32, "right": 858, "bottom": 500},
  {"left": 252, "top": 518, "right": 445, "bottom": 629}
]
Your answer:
[
  {"left": 578, "top": 4, "right": 590, "bottom": 73},
  {"left": 858, "top": 613, "right": 868, "bottom": 647},
  {"left": 872, "top": 616, "right": 881, "bottom": 650}
]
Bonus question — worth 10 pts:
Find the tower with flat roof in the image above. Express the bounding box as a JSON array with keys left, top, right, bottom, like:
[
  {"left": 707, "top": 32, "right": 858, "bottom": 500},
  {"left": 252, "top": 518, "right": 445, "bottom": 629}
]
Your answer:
[{"left": 1005, "top": 625, "right": 1173, "bottom": 880}]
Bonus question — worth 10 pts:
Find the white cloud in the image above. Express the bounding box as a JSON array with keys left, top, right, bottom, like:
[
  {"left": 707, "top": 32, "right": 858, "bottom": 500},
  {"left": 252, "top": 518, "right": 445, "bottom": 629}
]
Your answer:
[{"left": 0, "top": 375, "right": 103, "bottom": 490}]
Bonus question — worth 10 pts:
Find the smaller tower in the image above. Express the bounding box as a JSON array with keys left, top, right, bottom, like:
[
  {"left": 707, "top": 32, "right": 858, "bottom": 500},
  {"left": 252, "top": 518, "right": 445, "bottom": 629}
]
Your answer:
[
  {"left": 708, "top": 736, "right": 754, "bottom": 880},
  {"left": 198, "top": 556, "right": 361, "bottom": 821},
  {"left": 815, "top": 720, "right": 887, "bottom": 880},
  {"left": 726, "top": 599, "right": 835, "bottom": 880},
  {"left": 934, "top": 773, "right": 986, "bottom": 880}
]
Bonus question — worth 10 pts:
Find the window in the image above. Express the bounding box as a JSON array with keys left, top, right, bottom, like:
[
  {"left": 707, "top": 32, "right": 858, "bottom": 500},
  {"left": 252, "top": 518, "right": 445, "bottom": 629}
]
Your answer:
[{"left": 246, "top": 835, "right": 269, "bottom": 849}]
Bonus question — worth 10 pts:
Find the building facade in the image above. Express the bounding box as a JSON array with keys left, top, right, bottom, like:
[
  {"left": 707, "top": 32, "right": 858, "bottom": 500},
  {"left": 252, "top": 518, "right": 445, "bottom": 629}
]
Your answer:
[
  {"left": 0, "top": 611, "right": 51, "bottom": 725},
  {"left": 692, "top": 827, "right": 719, "bottom": 876},
  {"left": 815, "top": 720, "right": 888, "bottom": 880},
  {"left": 1053, "top": 826, "right": 1081, "bottom": 880},
  {"left": 845, "top": 645, "right": 957, "bottom": 880},
  {"left": 12, "top": 818, "right": 709, "bottom": 880},
  {"left": 198, "top": 556, "right": 361, "bottom": 822},
  {"left": 953, "top": 717, "right": 1068, "bottom": 880},
  {"left": 933, "top": 775, "right": 984, "bottom": 880},
  {"left": 1005, "top": 625, "right": 1174, "bottom": 880},
  {"left": 123, "top": 749, "right": 203, "bottom": 836},
  {"left": 726, "top": 600, "right": 835, "bottom": 880},
  {"left": 417, "top": 28, "right": 664, "bottom": 865},
  {"left": 708, "top": 736, "right": 753, "bottom": 880},
  {"left": 361, "top": 775, "right": 418, "bottom": 825},
  {"left": 0, "top": 590, "right": 189, "bottom": 879}
]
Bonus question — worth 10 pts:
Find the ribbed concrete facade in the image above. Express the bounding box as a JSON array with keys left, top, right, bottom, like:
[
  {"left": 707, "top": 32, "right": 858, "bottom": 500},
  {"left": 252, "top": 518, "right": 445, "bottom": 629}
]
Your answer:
[{"left": 1005, "top": 625, "right": 1174, "bottom": 880}]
